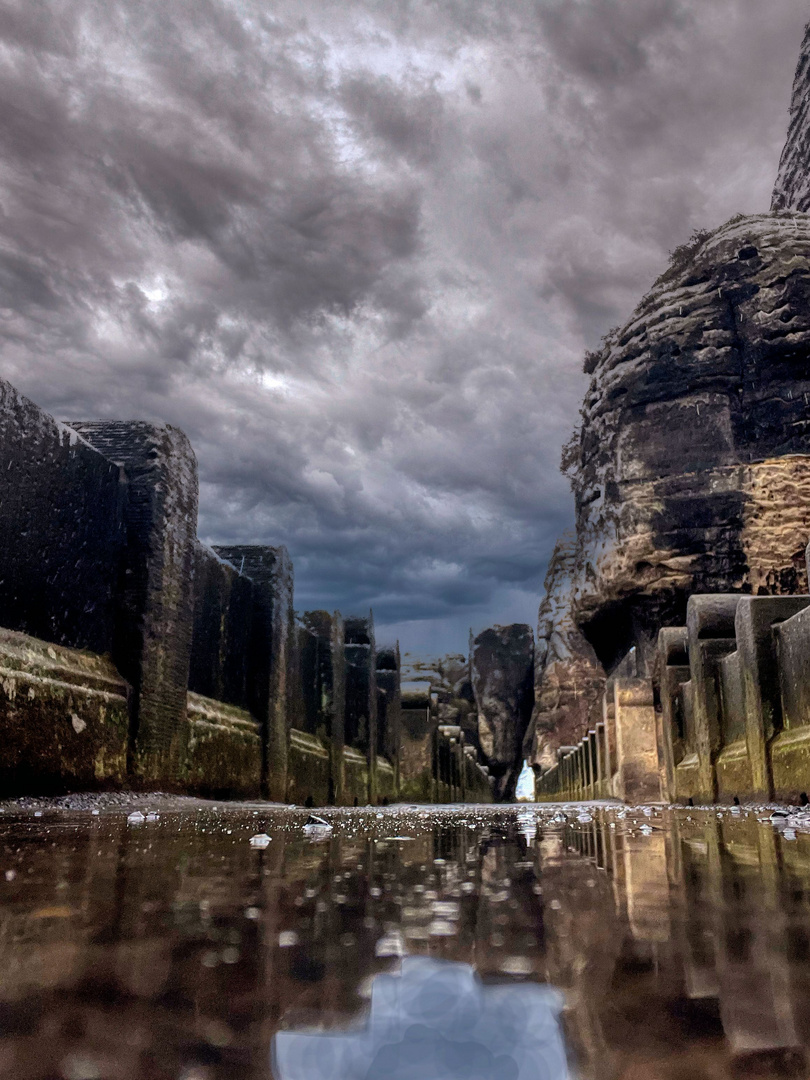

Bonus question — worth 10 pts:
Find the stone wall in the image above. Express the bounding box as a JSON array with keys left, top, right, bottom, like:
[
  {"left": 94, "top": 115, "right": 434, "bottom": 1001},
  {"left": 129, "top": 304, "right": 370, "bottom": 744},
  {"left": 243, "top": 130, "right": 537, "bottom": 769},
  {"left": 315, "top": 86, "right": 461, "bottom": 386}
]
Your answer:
[
  {"left": 0, "top": 375, "right": 495, "bottom": 806},
  {"left": 0, "top": 628, "right": 129, "bottom": 795},
  {"left": 212, "top": 545, "right": 293, "bottom": 801}
]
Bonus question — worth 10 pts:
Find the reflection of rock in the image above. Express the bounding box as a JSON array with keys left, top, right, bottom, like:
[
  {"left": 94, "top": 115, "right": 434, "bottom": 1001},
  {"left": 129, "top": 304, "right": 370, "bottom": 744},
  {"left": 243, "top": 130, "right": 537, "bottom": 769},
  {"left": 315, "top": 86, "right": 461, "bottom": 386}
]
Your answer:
[
  {"left": 524, "top": 536, "right": 606, "bottom": 771},
  {"left": 471, "top": 625, "right": 534, "bottom": 801},
  {"left": 272, "top": 957, "right": 567, "bottom": 1080}
]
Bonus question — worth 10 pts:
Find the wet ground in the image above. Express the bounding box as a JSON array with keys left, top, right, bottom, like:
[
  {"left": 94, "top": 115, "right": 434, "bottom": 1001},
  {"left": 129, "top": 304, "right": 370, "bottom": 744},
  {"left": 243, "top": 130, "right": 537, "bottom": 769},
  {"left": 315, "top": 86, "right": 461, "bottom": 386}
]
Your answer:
[{"left": 2, "top": 799, "right": 810, "bottom": 1079}]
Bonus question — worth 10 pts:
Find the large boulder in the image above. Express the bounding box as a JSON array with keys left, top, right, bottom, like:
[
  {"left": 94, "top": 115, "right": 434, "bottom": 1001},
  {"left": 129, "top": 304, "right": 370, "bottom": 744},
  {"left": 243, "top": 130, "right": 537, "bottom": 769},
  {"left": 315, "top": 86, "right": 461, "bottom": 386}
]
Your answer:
[
  {"left": 567, "top": 211, "right": 810, "bottom": 674},
  {"left": 471, "top": 624, "right": 534, "bottom": 801}
]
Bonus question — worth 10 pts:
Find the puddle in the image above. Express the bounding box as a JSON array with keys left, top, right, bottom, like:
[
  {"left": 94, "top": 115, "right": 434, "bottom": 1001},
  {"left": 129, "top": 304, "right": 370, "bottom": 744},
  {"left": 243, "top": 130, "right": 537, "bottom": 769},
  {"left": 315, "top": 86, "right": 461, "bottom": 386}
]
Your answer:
[{"left": 0, "top": 802, "right": 808, "bottom": 1078}]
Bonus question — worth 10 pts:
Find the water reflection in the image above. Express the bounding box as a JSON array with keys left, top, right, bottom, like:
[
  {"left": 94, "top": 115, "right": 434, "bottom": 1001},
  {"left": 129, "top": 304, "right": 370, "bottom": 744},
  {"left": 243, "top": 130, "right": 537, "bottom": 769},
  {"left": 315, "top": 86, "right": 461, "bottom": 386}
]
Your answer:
[
  {"left": 272, "top": 957, "right": 567, "bottom": 1079},
  {"left": 1, "top": 802, "right": 810, "bottom": 1078}
]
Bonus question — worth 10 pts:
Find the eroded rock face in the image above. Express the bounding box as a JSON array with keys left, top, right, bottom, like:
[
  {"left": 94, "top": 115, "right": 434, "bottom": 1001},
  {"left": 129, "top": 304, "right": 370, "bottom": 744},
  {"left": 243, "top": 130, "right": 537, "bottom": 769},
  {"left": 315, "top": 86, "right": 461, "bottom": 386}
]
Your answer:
[
  {"left": 471, "top": 624, "right": 534, "bottom": 800},
  {"left": 773, "top": 22, "right": 810, "bottom": 213},
  {"left": 524, "top": 535, "right": 606, "bottom": 771},
  {"left": 569, "top": 213, "right": 810, "bottom": 672},
  {"left": 406, "top": 653, "right": 478, "bottom": 749}
]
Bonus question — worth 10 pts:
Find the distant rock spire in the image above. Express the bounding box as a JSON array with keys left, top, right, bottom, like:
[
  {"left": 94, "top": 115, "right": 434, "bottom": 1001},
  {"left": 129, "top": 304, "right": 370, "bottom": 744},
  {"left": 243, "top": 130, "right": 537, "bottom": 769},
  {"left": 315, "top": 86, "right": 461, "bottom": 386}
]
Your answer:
[{"left": 772, "top": 22, "right": 810, "bottom": 212}]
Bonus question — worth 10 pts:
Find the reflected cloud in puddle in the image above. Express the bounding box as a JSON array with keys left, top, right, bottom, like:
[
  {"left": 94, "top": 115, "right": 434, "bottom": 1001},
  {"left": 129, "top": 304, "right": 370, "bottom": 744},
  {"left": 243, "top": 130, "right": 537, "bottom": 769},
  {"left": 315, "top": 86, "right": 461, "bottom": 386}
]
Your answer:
[{"left": 272, "top": 957, "right": 568, "bottom": 1079}]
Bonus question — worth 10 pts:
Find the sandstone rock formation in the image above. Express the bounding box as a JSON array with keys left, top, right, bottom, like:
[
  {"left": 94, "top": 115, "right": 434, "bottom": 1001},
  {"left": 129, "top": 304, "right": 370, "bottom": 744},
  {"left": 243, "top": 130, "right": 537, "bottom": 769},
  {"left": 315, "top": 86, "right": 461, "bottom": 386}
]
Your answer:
[
  {"left": 526, "top": 212, "right": 810, "bottom": 764},
  {"left": 570, "top": 212, "right": 810, "bottom": 673},
  {"left": 524, "top": 534, "right": 605, "bottom": 771},
  {"left": 405, "top": 652, "right": 478, "bottom": 749},
  {"left": 772, "top": 22, "right": 810, "bottom": 213},
  {"left": 471, "top": 624, "right": 534, "bottom": 800},
  {"left": 526, "top": 25, "right": 810, "bottom": 784}
]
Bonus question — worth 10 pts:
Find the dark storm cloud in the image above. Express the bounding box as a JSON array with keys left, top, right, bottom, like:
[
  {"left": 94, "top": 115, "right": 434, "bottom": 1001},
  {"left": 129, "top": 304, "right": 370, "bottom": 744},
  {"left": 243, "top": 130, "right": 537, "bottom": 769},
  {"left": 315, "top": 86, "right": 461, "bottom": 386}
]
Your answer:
[{"left": 0, "top": 0, "right": 806, "bottom": 652}]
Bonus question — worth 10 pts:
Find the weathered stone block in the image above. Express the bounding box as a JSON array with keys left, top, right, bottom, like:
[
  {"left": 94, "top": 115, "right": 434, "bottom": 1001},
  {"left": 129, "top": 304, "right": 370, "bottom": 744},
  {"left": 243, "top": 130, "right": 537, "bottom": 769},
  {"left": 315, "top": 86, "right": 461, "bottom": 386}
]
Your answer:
[
  {"left": 71, "top": 421, "right": 199, "bottom": 788},
  {"left": 375, "top": 645, "right": 401, "bottom": 791},
  {"left": 183, "top": 692, "right": 261, "bottom": 799},
  {"left": 0, "top": 628, "right": 129, "bottom": 794},
  {"left": 613, "top": 678, "right": 661, "bottom": 804},
  {"left": 212, "top": 545, "right": 294, "bottom": 802},
  {"left": 344, "top": 614, "right": 376, "bottom": 803},
  {"left": 286, "top": 728, "right": 331, "bottom": 808},
  {"left": 298, "top": 611, "right": 346, "bottom": 804},
  {"left": 776, "top": 605, "right": 810, "bottom": 731},
  {"left": 0, "top": 383, "right": 124, "bottom": 656},
  {"left": 654, "top": 627, "right": 689, "bottom": 803},
  {"left": 189, "top": 544, "right": 253, "bottom": 709},
  {"left": 686, "top": 595, "right": 742, "bottom": 802},
  {"left": 399, "top": 683, "right": 435, "bottom": 803},
  {"left": 715, "top": 650, "right": 752, "bottom": 801},
  {"left": 342, "top": 745, "right": 369, "bottom": 806},
  {"left": 734, "top": 595, "right": 810, "bottom": 800}
]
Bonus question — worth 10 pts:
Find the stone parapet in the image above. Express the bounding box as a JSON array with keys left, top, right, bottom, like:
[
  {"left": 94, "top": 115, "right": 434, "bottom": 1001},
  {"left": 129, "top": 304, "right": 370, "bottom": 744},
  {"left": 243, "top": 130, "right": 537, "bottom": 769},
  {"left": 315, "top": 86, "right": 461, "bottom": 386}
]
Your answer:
[
  {"left": 212, "top": 545, "right": 293, "bottom": 802},
  {"left": 0, "top": 375, "right": 489, "bottom": 807},
  {"left": 72, "top": 421, "right": 199, "bottom": 788},
  {"left": 344, "top": 614, "right": 376, "bottom": 804}
]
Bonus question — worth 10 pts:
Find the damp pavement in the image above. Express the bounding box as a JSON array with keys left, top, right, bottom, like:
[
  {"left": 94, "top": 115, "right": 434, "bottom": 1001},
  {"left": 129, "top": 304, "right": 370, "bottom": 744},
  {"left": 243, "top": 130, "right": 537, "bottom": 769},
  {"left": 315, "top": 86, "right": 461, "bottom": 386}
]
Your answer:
[{"left": 2, "top": 799, "right": 810, "bottom": 1078}]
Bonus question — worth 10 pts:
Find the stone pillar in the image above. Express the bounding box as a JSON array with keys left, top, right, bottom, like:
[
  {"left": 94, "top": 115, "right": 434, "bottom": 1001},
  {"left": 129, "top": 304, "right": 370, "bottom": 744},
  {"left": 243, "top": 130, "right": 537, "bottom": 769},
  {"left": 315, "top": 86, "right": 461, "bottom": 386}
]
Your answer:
[
  {"left": 735, "top": 595, "right": 810, "bottom": 801},
  {"left": 686, "top": 595, "right": 741, "bottom": 804},
  {"left": 214, "top": 545, "right": 293, "bottom": 802},
  {"left": 595, "top": 723, "right": 606, "bottom": 799},
  {"left": 301, "top": 611, "right": 346, "bottom": 805},
  {"left": 375, "top": 644, "right": 401, "bottom": 796},
  {"left": 591, "top": 730, "right": 604, "bottom": 799},
  {"left": 655, "top": 627, "right": 690, "bottom": 804},
  {"left": 613, "top": 679, "right": 661, "bottom": 804},
  {"left": 774, "top": 603, "right": 810, "bottom": 800},
  {"left": 602, "top": 687, "right": 616, "bottom": 797},
  {"left": 344, "top": 614, "right": 377, "bottom": 805},
  {"left": 71, "top": 422, "right": 198, "bottom": 787},
  {"left": 399, "top": 684, "right": 436, "bottom": 802}
]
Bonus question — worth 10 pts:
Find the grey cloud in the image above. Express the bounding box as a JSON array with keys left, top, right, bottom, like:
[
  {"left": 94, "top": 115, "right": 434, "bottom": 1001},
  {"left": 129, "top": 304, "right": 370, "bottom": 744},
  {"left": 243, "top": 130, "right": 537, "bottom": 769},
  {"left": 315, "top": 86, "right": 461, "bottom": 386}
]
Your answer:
[
  {"left": 0, "top": 0, "right": 806, "bottom": 653},
  {"left": 340, "top": 72, "right": 444, "bottom": 165}
]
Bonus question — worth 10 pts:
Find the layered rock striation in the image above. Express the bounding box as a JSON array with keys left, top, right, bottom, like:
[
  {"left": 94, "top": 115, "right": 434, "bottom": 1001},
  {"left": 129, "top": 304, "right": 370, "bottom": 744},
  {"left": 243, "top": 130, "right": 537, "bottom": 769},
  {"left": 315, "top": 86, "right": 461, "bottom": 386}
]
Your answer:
[
  {"left": 527, "top": 25, "right": 810, "bottom": 785},
  {"left": 528, "top": 212, "right": 810, "bottom": 764},
  {"left": 773, "top": 22, "right": 810, "bottom": 213},
  {"left": 471, "top": 623, "right": 534, "bottom": 800},
  {"left": 524, "top": 534, "right": 606, "bottom": 771},
  {"left": 571, "top": 212, "right": 810, "bottom": 672}
]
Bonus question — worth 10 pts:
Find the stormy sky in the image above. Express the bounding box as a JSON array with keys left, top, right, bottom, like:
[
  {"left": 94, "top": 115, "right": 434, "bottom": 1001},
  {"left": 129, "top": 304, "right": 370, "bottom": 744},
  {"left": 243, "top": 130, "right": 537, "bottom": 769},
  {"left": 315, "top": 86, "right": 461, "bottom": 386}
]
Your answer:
[{"left": 0, "top": 0, "right": 806, "bottom": 655}]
